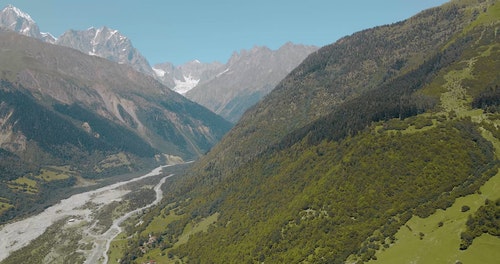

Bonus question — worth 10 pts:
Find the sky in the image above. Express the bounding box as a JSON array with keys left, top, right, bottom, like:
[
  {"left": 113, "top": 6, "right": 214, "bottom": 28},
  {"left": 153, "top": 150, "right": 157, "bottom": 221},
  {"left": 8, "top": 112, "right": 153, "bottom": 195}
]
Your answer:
[{"left": 3, "top": 0, "right": 450, "bottom": 66}]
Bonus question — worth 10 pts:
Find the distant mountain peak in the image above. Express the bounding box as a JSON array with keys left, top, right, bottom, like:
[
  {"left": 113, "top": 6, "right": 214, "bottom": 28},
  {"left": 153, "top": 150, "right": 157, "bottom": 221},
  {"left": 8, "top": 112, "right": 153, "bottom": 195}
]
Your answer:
[
  {"left": 185, "top": 43, "right": 318, "bottom": 122},
  {"left": 40, "top": 31, "right": 56, "bottom": 43},
  {"left": 3, "top": 4, "right": 34, "bottom": 23},
  {"left": 0, "top": 6, "right": 153, "bottom": 77},
  {"left": 0, "top": 4, "right": 41, "bottom": 38},
  {"left": 56, "top": 26, "right": 153, "bottom": 75}
]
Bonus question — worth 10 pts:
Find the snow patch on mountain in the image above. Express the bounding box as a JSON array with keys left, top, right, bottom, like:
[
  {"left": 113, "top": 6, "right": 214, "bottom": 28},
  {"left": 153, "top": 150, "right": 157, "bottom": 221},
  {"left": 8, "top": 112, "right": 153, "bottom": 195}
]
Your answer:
[
  {"left": 173, "top": 75, "right": 200, "bottom": 95},
  {"left": 152, "top": 67, "right": 166, "bottom": 78},
  {"left": 216, "top": 68, "right": 230, "bottom": 77},
  {"left": 40, "top": 32, "right": 56, "bottom": 43}
]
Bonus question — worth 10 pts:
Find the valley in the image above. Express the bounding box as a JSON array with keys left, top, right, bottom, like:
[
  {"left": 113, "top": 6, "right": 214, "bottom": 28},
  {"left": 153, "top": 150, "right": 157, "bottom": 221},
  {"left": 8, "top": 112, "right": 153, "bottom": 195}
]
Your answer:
[
  {"left": 0, "top": 162, "right": 191, "bottom": 264},
  {"left": 0, "top": 0, "right": 499, "bottom": 263},
  {"left": 108, "top": 1, "right": 499, "bottom": 262}
]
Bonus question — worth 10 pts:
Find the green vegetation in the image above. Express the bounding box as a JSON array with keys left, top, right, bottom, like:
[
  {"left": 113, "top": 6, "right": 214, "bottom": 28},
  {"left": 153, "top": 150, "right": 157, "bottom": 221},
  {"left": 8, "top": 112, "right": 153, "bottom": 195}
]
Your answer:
[
  {"left": 166, "top": 119, "right": 495, "bottom": 263},
  {"left": 110, "top": 1, "right": 500, "bottom": 263},
  {"left": 124, "top": 212, "right": 220, "bottom": 264},
  {"left": 175, "top": 212, "right": 219, "bottom": 248},
  {"left": 364, "top": 109, "right": 500, "bottom": 264},
  {"left": 138, "top": 207, "right": 185, "bottom": 238},
  {"left": 367, "top": 167, "right": 500, "bottom": 263},
  {"left": 2, "top": 0, "right": 497, "bottom": 263},
  {"left": 94, "top": 153, "right": 132, "bottom": 173},
  {"left": 53, "top": 103, "right": 156, "bottom": 158},
  {"left": 108, "top": 233, "right": 131, "bottom": 264},
  {"left": 35, "top": 166, "right": 76, "bottom": 182},
  {"left": 7, "top": 176, "right": 38, "bottom": 194},
  {"left": 460, "top": 198, "right": 500, "bottom": 250},
  {"left": 0, "top": 198, "right": 13, "bottom": 215}
]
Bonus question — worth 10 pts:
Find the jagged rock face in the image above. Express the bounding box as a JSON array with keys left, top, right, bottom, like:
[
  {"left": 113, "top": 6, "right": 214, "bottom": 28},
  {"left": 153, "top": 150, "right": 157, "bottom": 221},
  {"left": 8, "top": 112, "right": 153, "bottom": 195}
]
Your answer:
[{"left": 56, "top": 27, "right": 154, "bottom": 76}]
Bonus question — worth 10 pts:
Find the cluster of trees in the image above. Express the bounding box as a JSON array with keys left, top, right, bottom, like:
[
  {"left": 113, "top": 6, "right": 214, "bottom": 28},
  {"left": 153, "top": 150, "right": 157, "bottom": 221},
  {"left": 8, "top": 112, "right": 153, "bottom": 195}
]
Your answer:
[
  {"left": 472, "top": 85, "right": 500, "bottom": 112},
  {"left": 119, "top": 204, "right": 189, "bottom": 263},
  {"left": 0, "top": 170, "right": 78, "bottom": 223},
  {"left": 460, "top": 198, "right": 500, "bottom": 250}
]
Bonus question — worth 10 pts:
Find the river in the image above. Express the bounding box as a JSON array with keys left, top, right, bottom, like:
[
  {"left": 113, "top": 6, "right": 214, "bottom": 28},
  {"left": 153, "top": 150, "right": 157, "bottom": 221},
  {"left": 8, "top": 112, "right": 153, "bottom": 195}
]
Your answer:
[
  {"left": 0, "top": 164, "right": 177, "bottom": 263},
  {"left": 85, "top": 174, "right": 173, "bottom": 264}
]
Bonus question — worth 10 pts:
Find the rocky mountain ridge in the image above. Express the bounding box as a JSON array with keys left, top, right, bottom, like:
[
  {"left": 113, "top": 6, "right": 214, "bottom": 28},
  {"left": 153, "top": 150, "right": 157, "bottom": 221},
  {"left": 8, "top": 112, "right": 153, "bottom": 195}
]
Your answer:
[
  {"left": 0, "top": 4, "right": 317, "bottom": 123},
  {"left": 0, "top": 5, "right": 152, "bottom": 77},
  {"left": 184, "top": 43, "right": 318, "bottom": 122},
  {"left": 55, "top": 26, "right": 155, "bottom": 76}
]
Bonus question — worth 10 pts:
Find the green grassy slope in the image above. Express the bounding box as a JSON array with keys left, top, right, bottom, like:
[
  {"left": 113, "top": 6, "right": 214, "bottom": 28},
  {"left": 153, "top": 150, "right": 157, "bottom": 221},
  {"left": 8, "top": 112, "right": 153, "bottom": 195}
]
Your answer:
[
  {"left": 364, "top": 4, "right": 500, "bottom": 262},
  {"left": 114, "top": 0, "right": 500, "bottom": 263}
]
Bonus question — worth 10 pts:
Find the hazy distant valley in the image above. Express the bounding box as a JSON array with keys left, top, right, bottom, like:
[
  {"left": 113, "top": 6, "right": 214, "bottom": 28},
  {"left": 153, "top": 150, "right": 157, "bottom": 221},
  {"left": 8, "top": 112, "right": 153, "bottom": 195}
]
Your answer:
[{"left": 1, "top": 0, "right": 500, "bottom": 263}]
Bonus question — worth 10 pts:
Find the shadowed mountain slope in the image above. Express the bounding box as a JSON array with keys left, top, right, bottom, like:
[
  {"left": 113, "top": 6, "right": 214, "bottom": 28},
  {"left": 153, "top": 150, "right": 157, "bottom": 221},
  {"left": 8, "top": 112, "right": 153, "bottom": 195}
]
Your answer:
[{"left": 0, "top": 30, "right": 231, "bottom": 223}]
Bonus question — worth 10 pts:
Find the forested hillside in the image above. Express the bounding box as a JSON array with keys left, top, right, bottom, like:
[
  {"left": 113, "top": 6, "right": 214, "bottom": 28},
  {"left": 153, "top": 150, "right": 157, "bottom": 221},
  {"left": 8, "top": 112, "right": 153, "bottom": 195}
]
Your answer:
[{"left": 112, "top": 0, "right": 500, "bottom": 263}]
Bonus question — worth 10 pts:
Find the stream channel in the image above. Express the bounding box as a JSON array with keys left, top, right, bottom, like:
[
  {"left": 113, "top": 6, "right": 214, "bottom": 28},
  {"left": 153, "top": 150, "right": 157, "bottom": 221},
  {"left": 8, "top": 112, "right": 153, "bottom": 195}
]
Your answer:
[{"left": 0, "top": 163, "right": 186, "bottom": 263}]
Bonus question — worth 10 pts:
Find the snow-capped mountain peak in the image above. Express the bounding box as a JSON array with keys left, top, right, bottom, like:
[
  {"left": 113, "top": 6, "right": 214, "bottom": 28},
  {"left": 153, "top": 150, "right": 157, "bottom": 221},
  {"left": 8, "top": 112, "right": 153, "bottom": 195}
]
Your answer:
[
  {"left": 152, "top": 67, "right": 167, "bottom": 78},
  {"left": 55, "top": 26, "right": 154, "bottom": 76},
  {"left": 0, "top": 5, "right": 154, "bottom": 78},
  {"left": 4, "top": 4, "right": 34, "bottom": 23},
  {"left": 40, "top": 32, "right": 56, "bottom": 43},
  {"left": 0, "top": 4, "right": 41, "bottom": 38},
  {"left": 174, "top": 74, "right": 201, "bottom": 95}
]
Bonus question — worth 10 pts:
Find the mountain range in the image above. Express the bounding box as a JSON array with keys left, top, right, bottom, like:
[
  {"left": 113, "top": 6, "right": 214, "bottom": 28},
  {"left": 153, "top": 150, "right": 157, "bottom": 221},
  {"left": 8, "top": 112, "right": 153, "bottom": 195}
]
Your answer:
[
  {"left": 1, "top": 0, "right": 499, "bottom": 263},
  {"left": 56, "top": 26, "right": 155, "bottom": 76},
  {"left": 154, "top": 43, "right": 318, "bottom": 122},
  {"left": 0, "top": 4, "right": 316, "bottom": 123},
  {"left": 0, "top": 5, "right": 153, "bottom": 76},
  {"left": 0, "top": 27, "right": 231, "bottom": 222},
  {"left": 105, "top": 0, "right": 500, "bottom": 263},
  {"left": 184, "top": 43, "right": 318, "bottom": 122}
]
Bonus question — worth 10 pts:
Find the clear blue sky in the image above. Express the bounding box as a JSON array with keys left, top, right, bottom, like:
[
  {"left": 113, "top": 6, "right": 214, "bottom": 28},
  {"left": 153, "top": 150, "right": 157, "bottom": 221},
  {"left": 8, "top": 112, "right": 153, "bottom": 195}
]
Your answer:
[{"left": 4, "top": 0, "right": 449, "bottom": 66}]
